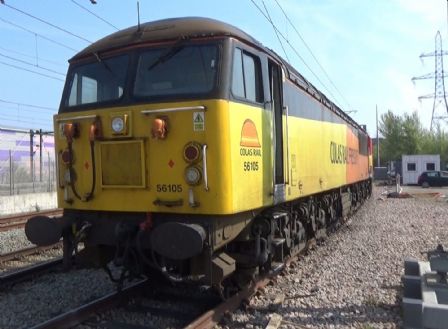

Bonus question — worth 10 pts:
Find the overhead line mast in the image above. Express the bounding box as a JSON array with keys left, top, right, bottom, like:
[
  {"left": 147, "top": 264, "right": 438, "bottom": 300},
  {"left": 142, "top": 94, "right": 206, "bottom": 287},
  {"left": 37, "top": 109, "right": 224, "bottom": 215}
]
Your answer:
[{"left": 412, "top": 31, "right": 448, "bottom": 131}]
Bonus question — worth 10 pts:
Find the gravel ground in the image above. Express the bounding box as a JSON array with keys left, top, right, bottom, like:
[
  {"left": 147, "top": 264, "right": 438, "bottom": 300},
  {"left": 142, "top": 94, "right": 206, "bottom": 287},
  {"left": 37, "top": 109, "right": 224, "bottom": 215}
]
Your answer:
[
  {"left": 0, "top": 227, "right": 116, "bottom": 329},
  {"left": 0, "top": 267, "right": 117, "bottom": 328},
  {"left": 0, "top": 229, "right": 33, "bottom": 255},
  {"left": 218, "top": 186, "right": 448, "bottom": 329}
]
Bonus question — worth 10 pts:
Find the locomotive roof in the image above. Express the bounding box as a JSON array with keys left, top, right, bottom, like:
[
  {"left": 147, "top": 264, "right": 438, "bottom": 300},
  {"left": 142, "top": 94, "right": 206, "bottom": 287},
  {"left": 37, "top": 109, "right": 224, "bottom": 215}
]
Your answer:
[
  {"left": 71, "top": 17, "right": 366, "bottom": 134},
  {"left": 71, "top": 17, "right": 262, "bottom": 61}
]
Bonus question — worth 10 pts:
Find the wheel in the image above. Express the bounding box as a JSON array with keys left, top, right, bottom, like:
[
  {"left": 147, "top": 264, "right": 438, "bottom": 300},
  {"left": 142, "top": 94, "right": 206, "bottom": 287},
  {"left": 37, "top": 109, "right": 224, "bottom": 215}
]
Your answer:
[{"left": 422, "top": 182, "right": 430, "bottom": 188}]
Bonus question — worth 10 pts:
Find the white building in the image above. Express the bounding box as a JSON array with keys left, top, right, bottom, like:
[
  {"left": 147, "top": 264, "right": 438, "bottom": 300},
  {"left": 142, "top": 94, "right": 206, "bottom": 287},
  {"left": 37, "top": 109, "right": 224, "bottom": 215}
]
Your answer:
[{"left": 401, "top": 154, "right": 440, "bottom": 185}]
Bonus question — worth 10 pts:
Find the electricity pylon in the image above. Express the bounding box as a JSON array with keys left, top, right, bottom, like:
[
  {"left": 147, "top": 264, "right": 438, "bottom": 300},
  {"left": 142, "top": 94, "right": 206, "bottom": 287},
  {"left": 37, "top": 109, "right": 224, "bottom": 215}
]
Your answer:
[{"left": 412, "top": 31, "right": 448, "bottom": 131}]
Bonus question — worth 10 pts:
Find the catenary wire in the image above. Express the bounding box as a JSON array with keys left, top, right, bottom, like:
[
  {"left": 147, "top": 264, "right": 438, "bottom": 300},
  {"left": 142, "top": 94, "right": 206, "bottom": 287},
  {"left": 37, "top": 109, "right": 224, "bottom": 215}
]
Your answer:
[
  {"left": 0, "top": 52, "right": 65, "bottom": 76},
  {"left": 0, "top": 46, "right": 64, "bottom": 66},
  {"left": 261, "top": 0, "right": 290, "bottom": 62},
  {"left": 0, "top": 113, "right": 53, "bottom": 125},
  {"left": 0, "top": 115, "right": 53, "bottom": 129},
  {"left": 1, "top": 3, "right": 92, "bottom": 43},
  {"left": 0, "top": 105, "right": 55, "bottom": 115},
  {"left": 0, "top": 61, "right": 65, "bottom": 82},
  {"left": 0, "top": 99, "right": 57, "bottom": 112},
  {"left": 249, "top": 0, "right": 341, "bottom": 107},
  {"left": 71, "top": 0, "right": 119, "bottom": 31},
  {"left": 272, "top": 0, "right": 354, "bottom": 112},
  {"left": 0, "top": 112, "right": 53, "bottom": 123},
  {"left": 0, "top": 17, "right": 78, "bottom": 52}
]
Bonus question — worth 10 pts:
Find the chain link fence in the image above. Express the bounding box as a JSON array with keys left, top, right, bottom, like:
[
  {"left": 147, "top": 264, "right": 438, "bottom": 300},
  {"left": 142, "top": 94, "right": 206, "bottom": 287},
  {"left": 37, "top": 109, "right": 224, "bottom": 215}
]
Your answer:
[{"left": 0, "top": 127, "right": 56, "bottom": 196}]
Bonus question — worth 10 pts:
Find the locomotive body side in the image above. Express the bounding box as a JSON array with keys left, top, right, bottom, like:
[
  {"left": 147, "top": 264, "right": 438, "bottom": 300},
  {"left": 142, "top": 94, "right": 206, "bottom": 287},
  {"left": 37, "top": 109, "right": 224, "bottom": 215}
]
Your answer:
[{"left": 283, "top": 79, "right": 371, "bottom": 197}]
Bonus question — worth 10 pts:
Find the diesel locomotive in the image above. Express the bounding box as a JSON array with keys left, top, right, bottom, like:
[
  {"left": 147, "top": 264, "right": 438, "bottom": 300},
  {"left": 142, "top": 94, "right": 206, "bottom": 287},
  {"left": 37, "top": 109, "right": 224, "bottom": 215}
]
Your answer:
[{"left": 26, "top": 17, "right": 373, "bottom": 292}]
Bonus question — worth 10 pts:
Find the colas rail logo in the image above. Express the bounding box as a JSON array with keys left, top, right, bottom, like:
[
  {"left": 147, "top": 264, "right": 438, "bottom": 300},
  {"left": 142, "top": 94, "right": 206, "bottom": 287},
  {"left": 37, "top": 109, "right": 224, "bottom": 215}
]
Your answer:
[{"left": 240, "top": 119, "right": 261, "bottom": 156}]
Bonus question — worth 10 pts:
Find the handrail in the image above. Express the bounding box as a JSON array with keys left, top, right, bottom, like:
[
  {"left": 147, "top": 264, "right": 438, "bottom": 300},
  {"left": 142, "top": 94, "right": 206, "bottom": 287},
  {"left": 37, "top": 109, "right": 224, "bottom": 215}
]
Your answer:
[
  {"left": 141, "top": 105, "right": 206, "bottom": 115},
  {"left": 202, "top": 144, "right": 209, "bottom": 191}
]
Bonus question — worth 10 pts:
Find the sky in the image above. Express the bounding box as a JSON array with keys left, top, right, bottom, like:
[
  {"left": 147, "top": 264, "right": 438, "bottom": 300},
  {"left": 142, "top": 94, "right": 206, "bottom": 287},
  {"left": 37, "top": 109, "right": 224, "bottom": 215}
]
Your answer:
[{"left": 0, "top": 0, "right": 447, "bottom": 136}]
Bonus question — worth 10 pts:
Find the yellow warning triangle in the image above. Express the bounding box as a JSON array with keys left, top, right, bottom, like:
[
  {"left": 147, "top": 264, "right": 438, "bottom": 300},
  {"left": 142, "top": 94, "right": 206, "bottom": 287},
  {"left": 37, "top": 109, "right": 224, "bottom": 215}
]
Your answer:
[{"left": 194, "top": 113, "right": 203, "bottom": 122}]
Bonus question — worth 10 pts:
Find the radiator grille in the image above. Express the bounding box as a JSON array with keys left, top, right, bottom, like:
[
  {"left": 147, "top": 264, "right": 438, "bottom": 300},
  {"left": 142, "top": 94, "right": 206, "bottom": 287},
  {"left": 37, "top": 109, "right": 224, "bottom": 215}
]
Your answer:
[{"left": 99, "top": 140, "right": 145, "bottom": 188}]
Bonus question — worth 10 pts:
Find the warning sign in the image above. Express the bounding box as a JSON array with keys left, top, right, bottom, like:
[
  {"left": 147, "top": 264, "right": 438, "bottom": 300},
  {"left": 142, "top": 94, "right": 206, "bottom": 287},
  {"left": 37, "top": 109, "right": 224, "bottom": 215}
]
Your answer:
[{"left": 193, "top": 112, "right": 205, "bottom": 131}]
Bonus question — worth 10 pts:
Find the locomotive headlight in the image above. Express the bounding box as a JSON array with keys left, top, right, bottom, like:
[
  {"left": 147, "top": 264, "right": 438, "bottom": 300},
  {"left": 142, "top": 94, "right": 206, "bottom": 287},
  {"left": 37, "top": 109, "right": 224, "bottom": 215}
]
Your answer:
[
  {"left": 184, "top": 166, "right": 202, "bottom": 185},
  {"left": 111, "top": 117, "right": 125, "bottom": 134}
]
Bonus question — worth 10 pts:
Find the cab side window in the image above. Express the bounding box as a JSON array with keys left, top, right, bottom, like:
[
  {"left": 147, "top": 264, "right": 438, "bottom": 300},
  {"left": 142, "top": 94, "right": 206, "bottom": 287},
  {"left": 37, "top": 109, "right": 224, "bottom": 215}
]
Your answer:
[{"left": 232, "top": 48, "right": 263, "bottom": 103}]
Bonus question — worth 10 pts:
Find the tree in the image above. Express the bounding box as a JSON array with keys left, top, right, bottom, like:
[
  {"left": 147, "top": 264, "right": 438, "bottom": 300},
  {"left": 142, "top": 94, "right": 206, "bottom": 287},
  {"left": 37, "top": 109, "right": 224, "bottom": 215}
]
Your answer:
[
  {"left": 401, "top": 112, "right": 423, "bottom": 155},
  {"left": 420, "top": 122, "right": 448, "bottom": 168},
  {"left": 378, "top": 110, "right": 405, "bottom": 162},
  {"left": 378, "top": 110, "right": 448, "bottom": 169}
]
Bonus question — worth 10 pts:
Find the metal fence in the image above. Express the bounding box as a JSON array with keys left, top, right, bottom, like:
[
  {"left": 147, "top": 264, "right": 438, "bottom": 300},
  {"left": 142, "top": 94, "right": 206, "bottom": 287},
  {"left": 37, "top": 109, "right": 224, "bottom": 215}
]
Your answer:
[{"left": 0, "top": 127, "right": 56, "bottom": 196}]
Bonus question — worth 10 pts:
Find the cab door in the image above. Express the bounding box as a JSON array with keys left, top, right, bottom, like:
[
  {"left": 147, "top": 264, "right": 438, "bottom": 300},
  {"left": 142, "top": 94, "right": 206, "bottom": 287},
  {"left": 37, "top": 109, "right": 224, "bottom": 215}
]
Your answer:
[{"left": 268, "top": 60, "right": 287, "bottom": 204}]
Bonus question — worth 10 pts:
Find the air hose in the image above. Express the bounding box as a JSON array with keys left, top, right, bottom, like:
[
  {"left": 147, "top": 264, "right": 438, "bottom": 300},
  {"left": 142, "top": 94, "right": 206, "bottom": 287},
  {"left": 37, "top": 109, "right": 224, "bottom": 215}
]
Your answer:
[{"left": 67, "top": 140, "right": 96, "bottom": 202}]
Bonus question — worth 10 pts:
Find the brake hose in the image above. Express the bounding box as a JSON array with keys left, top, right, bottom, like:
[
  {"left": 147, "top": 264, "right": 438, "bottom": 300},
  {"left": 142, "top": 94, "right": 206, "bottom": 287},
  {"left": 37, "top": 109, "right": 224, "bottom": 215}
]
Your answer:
[{"left": 68, "top": 140, "right": 96, "bottom": 202}]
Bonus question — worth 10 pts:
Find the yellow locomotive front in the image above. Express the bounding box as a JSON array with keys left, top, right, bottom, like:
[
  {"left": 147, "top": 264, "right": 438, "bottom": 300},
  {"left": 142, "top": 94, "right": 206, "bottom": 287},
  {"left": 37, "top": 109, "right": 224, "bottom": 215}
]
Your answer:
[{"left": 55, "top": 46, "right": 231, "bottom": 214}]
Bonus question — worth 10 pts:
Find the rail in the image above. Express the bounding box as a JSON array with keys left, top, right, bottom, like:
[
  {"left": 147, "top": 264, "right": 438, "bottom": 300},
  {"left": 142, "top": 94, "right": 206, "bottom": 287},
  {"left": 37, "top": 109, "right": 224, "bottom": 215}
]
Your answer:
[
  {"left": 28, "top": 279, "right": 148, "bottom": 329},
  {"left": 0, "top": 258, "right": 62, "bottom": 288},
  {"left": 0, "top": 209, "right": 62, "bottom": 232},
  {"left": 0, "top": 243, "right": 62, "bottom": 263}
]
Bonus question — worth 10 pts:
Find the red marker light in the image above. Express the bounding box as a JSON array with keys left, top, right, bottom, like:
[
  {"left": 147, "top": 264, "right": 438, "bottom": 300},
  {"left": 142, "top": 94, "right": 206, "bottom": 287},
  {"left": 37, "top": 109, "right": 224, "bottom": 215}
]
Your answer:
[
  {"left": 183, "top": 142, "right": 201, "bottom": 163},
  {"left": 61, "top": 149, "right": 72, "bottom": 165}
]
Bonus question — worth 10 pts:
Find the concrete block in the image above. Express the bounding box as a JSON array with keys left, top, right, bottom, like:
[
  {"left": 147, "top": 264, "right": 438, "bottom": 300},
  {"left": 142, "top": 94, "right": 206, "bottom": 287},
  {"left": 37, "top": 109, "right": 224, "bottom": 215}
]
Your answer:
[
  {"left": 403, "top": 297, "right": 422, "bottom": 329},
  {"left": 402, "top": 259, "right": 448, "bottom": 329},
  {"left": 424, "top": 303, "right": 448, "bottom": 329},
  {"left": 403, "top": 275, "right": 421, "bottom": 299},
  {"left": 405, "top": 258, "right": 420, "bottom": 276}
]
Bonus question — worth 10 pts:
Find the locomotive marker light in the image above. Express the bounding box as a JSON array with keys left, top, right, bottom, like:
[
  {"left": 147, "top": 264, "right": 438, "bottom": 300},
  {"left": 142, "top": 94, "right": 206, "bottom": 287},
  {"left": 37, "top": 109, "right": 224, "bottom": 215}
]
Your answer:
[
  {"left": 183, "top": 141, "right": 201, "bottom": 163},
  {"left": 61, "top": 149, "right": 73, "bottom": 165},
  {"left": 185, "top": 166, "right": 202, "bottom": 185},
  {"left": 151, "top": 117, "right": 168, "bottom": 139},
  {"left": 62, "top": 122, "right": 79, "bottom": 142}
]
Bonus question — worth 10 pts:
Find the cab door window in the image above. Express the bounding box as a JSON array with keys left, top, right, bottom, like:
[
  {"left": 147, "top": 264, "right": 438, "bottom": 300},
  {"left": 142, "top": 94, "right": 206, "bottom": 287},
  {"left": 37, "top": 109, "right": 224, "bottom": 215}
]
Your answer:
[{"left": 231, "top": 48, "right": 263, "bottom": 103}]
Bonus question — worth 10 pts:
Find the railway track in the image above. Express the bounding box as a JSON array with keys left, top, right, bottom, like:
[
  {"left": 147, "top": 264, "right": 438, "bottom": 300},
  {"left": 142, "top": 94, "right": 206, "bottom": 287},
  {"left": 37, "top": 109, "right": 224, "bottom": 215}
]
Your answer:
[
  {"left": 0, "top": 209, "right": 62, "bottom": 232},
  {"left": 23, "top": 239, "right": 311, "bottom": 329},
  {"left": 0, "top": 258, "right": 63, "bottom": 288},
  {"left": 29, "top": 279, "right": 149, "bottom": 329},
  {"left": 0, "top": 242, "right": 62, "bottom": 263},
  {"left": 24, "top": 264, "right": 281, "bottom": 329}
]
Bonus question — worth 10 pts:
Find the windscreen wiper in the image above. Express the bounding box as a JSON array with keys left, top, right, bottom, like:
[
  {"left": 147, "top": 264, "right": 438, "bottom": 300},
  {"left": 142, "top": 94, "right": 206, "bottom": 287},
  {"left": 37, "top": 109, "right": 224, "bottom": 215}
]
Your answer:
[
  {"left": 147, "top": 38, "right": 189, "bottom": 71},
  {"left": 94, "top": 52, "right": 114, "bottom": 75}
]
